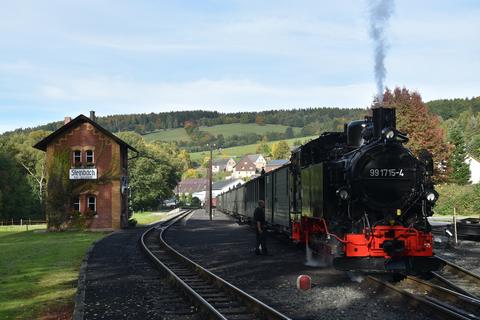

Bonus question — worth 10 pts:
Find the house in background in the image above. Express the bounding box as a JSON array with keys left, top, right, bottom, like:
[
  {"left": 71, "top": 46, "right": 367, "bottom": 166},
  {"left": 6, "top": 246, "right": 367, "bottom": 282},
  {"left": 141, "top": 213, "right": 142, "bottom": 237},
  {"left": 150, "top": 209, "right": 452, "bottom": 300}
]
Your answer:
[
  {"left": 192, "top": 179, "right": 244, "bottom": 204},
  {"left": 212, "top": 158, "right": 236, "bottom": 173},
  {"left": 175, "top": 178, "right": 208, "bottom": 196},
  {"left": 34, "top": 111, "right": 137, "bottom": 230},
  {"left": 232, "top": 156, "right": 258, "bottom": 179},
  {"left": 246, "top": 154, "right": 267, "bottom": 171},
  {"left": 466, "top": 155, "right": 480, "bottom": 184},
  {"left": 265, "top": 159, "right": 290, "bottom": 173}
]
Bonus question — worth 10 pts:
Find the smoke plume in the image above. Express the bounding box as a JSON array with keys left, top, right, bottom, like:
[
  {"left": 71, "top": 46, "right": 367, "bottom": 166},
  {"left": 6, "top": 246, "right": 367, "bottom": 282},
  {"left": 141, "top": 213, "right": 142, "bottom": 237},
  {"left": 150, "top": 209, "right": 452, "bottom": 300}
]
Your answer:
[{"left": 369, "top": 0, "right": 394, "bottom": 104}]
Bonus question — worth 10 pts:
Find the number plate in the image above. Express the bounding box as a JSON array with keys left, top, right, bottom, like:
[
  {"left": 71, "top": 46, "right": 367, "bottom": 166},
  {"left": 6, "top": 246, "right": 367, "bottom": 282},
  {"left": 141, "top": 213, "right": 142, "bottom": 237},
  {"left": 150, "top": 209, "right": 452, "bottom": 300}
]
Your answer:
[{"left": 368, "top": 168, "right": 405, "bottom": 177}]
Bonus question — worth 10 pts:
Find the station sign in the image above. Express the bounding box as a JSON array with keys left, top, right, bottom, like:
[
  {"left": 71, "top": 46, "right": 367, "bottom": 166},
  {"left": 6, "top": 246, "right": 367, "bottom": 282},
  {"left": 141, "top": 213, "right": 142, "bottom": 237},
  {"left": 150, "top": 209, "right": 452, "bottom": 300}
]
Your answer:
[{"left": 69, "top": 168, "right": 97, "bottom": 180}]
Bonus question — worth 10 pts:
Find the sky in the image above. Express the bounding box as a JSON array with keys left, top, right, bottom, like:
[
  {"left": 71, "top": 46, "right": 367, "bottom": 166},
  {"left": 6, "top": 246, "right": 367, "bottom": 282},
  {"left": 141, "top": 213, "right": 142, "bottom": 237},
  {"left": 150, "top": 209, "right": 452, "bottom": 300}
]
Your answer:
[{"left": 0, "top": 0, "right": 479, "bottom": 132}]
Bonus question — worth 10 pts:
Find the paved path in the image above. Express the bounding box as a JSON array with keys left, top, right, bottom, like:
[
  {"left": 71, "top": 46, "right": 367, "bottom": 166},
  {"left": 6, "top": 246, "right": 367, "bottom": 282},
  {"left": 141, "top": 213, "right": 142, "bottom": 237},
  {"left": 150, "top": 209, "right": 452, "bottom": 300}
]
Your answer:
[{"left": 81, "top": 227, "right": 198, "bottom": 320}]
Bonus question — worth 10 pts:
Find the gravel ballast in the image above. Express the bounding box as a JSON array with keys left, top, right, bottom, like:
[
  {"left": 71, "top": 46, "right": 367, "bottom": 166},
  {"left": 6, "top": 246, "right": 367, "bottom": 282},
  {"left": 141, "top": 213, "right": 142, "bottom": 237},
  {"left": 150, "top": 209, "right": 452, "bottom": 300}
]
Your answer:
[
  {"left": 165, "top": 209, "right": 439, "bottom": 320},
  {"left": 82, "top": 227, "right": 199, "bottom": 320}
]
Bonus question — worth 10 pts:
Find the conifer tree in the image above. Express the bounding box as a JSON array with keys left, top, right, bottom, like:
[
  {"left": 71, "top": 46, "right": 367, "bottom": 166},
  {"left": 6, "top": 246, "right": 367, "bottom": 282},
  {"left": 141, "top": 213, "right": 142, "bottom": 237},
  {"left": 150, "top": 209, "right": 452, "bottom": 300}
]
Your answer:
[{"left": 448, "top": 125, "right": 471, "bottom": 185}]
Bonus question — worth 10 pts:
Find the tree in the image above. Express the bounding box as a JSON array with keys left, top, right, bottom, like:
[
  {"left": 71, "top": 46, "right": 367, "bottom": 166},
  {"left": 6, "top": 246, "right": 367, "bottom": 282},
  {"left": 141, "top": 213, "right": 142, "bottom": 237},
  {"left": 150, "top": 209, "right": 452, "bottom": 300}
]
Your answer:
[
  {"left": 256, "top": 138, "right": 272, "bottom": 157},
  {"left": 448, "top": 125, "right": 471, "bottom": 185},
  {"left": 0, "top": 149, "right": 38, "bottom": 220},
  {"left": 240, "top": 113, "right": 253, "bottom": 124},
  {"left": 8, "top": 130, "right": 51, "bottom": 206},
  {"left": 285, "top": 127, "right": 294, "bottom": 139},
  {"left": 116, "top": 132, "right": 182, "bottom": 211},
  {"left": 271, "top": 140, "right": 291, "bottom": 159},
  {"left": 383, "top": 87, "right": 452, "bottom": 182},
  {"left": 255, "top": 115, "right": 265, "bottom": 126}
]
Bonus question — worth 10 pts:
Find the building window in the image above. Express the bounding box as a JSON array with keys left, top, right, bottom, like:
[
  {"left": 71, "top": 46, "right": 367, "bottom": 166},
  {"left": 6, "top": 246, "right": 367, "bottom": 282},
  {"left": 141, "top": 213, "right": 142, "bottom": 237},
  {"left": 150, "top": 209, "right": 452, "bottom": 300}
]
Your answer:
[
  {"left": 73, "top": 196, "right": 80, "bottom": 212},
  {"left": 86, "top": 150, "right": 94, "bottom": 164},
  {"left": 73, "top": 150, "right": 81, "bottom": 164},
  {"left": 88, "top": 196, "right": 96, "bottom": 212}
]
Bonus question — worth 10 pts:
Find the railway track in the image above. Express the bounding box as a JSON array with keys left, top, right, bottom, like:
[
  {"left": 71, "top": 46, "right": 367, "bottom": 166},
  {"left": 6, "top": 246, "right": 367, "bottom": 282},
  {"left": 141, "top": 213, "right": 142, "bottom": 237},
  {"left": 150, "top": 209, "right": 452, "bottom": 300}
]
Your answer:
[
  {"left": 140, "top": 209, "right": 292, "bottom": 320},
  {"left": 432, "top": 257, "right": 480, "bottom": 299},
  {"left": 367, "top": 258, "right": 480, "bottom": 320}
]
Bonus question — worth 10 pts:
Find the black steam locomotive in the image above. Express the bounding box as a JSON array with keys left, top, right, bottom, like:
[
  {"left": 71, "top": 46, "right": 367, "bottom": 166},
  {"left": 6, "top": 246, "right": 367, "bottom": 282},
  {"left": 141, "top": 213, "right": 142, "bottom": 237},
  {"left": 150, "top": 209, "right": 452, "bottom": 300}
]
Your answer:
[{"left": 217, "top": 107, "right": 444, "bottom": 273}]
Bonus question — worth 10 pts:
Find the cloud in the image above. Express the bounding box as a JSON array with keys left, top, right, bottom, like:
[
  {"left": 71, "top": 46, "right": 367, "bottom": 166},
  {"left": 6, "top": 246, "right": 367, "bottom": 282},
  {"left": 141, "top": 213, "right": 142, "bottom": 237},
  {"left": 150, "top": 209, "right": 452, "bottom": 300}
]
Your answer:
[{"left": 39, "top": 76, "right": 374, "bottom": 113}]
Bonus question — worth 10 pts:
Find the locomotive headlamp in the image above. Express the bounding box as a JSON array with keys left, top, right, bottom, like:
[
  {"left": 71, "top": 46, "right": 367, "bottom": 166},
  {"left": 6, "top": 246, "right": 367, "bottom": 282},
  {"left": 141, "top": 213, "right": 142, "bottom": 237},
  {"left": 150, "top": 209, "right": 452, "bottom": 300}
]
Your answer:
[
  {"left": 383, "top": 128, "right": 395, "bottom": 140},
  {"left": 337, "top": 188, "right": 350, "bottom": 200},
  {"left": 425, "top": 190, "right": 438, "bottom": 203}
]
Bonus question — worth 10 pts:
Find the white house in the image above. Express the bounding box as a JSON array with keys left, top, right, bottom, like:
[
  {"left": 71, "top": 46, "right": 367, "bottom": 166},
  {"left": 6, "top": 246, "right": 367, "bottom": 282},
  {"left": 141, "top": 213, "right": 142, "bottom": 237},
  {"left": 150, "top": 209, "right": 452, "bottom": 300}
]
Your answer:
[
  {"left": 246, "top": 154, "right": 267, "bottom": 170},
  {"left": 232, "top": 155, "right": 257, "bottom": 179},
  {"left": 192, "top": 179, "right": 245, "bottom": 203},
  {"left": 212, "top": 158, "right": 236, "bottom": 173},
  {"left": 466, "top": 155, "right": 480, "bottom": 184}
]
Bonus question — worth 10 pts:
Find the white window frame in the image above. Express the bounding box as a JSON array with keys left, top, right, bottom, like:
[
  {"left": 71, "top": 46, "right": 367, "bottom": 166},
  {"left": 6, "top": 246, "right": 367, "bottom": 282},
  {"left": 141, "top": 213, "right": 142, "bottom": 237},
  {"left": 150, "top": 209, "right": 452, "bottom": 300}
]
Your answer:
[
  {"left": 73, "top": 150, "right": 81, "bottom": 163},
  {"left": 87, "top": 196, "right": 96, "bottom": 212},
  {"left": 73, "top": 196, "right": 80, "bottom": 212},
  {"left": 86, "top": 150, "right": 94, "bottom": 163}
]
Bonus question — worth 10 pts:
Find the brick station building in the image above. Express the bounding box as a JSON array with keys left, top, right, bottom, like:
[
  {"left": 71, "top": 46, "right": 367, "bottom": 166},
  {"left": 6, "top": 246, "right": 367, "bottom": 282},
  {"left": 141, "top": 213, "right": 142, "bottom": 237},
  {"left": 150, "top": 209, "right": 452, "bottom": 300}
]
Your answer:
[{"left": 34, "top": 111, "right": 138, "bottom": 230}]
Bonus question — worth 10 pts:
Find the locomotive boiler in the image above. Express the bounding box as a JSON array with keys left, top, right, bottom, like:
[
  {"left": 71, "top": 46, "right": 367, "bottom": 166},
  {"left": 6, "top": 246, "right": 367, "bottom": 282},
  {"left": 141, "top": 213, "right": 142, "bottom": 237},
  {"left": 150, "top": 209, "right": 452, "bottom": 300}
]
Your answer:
[{"left": 217, "top": 107, "right": 444, "bottom": 274}]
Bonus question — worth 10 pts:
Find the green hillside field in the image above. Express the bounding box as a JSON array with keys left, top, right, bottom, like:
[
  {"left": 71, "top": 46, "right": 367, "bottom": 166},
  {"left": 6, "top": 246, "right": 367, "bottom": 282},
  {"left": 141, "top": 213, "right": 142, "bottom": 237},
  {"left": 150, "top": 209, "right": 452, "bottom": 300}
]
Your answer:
[
  {"left": 143, "top": 123, "right": 302, "bottom": 142},
  {"left": 143, "top": 127, "right": 191, "bottom": 142},
  {"left": 190, "top": 135, "right": 318, "bottom": 162}
]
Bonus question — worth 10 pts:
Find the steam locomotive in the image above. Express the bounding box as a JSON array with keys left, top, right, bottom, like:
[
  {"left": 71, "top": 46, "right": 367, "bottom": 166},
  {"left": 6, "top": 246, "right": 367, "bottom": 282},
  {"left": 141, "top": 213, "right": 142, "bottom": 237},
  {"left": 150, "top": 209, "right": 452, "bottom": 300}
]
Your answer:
[{"left": 217, "top": 107, "right": 444, "bottom": 274}]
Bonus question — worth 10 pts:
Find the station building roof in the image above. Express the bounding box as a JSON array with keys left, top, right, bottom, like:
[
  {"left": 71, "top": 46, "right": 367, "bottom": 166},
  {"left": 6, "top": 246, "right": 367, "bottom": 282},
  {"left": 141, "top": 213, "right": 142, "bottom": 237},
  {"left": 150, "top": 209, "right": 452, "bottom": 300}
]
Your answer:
[{"left": 33, "top": 114, "right": 138, "bottom": 153}]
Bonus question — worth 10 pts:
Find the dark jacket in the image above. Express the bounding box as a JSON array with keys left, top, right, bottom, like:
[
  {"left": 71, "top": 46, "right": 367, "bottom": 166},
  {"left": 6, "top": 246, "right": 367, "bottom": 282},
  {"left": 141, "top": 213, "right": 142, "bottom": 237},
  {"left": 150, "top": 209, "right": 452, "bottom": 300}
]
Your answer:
[{"left": 253, "top": 206, "right": 265, "bottom": 231}]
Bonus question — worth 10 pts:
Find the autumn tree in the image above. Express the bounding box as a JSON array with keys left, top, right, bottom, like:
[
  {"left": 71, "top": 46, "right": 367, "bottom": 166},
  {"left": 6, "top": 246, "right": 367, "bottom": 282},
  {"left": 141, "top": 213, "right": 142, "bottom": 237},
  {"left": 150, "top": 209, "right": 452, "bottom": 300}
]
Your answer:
[
  {"left": 383, "top": 87, "right": 452, "bottom": 182},
  {"left": 272, "top": 140, "right": 291, "bottom": 159},
  {"left": 256, "top": 137, "right": 272, "bottom": 157},
  {"left": 255, "top": 115, "right": 265, "bottom": 126}
]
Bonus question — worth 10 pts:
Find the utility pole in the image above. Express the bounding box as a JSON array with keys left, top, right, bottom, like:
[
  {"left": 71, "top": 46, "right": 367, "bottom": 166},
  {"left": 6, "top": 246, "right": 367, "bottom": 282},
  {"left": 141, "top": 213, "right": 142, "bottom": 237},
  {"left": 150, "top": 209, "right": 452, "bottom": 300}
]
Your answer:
[{"left": 208, "top": 143, "right": 215, "bottom": 221}]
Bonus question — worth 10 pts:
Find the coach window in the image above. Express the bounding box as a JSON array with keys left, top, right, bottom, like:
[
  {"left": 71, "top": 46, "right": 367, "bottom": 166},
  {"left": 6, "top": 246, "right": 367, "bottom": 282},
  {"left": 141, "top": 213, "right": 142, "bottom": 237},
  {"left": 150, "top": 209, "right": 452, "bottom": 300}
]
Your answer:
[
  {"left": 87, "top": 196, "right": 96, "bottom": 212},
  {"left": 73, "top": 196, "right": 80, "bottom": 212},
  {"left": 86, "top": 150, "right": 94, "bottom": 164},
  {"left": 73, "top": 150, "right": 81, "bottom": 164}
]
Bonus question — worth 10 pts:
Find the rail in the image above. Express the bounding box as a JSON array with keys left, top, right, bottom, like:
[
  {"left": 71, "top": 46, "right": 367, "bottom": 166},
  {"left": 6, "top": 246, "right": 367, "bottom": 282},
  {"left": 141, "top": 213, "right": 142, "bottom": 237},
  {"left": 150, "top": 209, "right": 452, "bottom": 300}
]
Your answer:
[
  {"left": 140, "top": 209, "right": 291, "bottom": 320},
  {"left": 432, "top": 257, "right": 480, "bottom": 299},
  {"left": 367, "top": 257, "right": 480, "bottom": 320}
]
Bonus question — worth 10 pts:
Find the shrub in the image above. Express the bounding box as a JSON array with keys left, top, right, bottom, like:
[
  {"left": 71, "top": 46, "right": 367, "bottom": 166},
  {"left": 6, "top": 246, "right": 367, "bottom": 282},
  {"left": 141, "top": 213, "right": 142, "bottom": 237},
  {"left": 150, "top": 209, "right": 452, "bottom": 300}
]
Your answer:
[
  {"left": 191, "top": 197, "right": 201, "bottom": 208},
  {"left": 435, "top": 184, "right": 480, "bottom": 215}
]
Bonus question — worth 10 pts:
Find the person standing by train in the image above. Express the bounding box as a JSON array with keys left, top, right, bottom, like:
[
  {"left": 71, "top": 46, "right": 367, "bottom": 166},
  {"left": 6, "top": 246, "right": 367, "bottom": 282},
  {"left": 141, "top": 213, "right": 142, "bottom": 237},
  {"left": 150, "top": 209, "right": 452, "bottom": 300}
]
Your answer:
[{"left": 254, "top": 200, "right": 268, "bottom": 255}]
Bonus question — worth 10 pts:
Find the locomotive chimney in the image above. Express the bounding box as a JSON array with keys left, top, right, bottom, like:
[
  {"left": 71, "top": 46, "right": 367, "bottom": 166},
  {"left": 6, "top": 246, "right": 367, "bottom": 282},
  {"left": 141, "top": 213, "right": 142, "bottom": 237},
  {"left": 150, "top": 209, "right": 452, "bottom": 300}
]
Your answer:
[{"left": 373, "top": 107, "right": 396, "bottom": 138}]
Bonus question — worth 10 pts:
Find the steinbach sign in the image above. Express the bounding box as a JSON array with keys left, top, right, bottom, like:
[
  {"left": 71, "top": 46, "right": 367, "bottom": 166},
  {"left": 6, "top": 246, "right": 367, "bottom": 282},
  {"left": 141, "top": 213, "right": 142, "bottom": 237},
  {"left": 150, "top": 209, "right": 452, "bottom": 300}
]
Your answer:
[{"left": 69, "top": 168, "right": 97, "bottom": 180}]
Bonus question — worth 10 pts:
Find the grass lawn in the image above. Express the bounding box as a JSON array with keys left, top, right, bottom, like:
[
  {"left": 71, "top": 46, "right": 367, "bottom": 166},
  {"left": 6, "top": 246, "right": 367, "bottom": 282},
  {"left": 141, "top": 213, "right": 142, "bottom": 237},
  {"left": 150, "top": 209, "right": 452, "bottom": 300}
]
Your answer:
[
  {"left": 0, "top": 227, "right": 105, "bottom": 319},
  {"left": 143, "top": 127, "right": 191, "bottom": 142},
  {"left": 132, "top": 211, "right": 170, "bottom": 226},
  {"left": 190, "top": 135, "right": 318, "bottom": 162},
  {"left": 198, "top": 123, "right": 302, "bottom": 138}
]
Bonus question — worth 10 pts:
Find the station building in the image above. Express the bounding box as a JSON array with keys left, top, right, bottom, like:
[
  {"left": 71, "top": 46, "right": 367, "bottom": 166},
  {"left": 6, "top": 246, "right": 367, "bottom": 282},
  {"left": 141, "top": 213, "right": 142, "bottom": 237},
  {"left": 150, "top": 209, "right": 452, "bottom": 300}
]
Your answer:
[{"left": 34, "top": 111, "right": 138, "bottom": 230}]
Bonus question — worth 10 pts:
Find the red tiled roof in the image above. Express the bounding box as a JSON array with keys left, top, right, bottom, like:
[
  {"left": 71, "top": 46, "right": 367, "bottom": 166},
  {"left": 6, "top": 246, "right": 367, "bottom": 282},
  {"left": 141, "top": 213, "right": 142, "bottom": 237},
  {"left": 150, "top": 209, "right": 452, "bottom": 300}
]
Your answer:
[{"left": 234, "top": 156, "right": 257, "bottom": 172}]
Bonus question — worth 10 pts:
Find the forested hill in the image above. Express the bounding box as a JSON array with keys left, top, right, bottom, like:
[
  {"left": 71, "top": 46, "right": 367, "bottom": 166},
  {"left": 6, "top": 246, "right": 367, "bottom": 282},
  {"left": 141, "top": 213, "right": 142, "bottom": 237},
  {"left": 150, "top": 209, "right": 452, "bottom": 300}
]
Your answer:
[
  {"left": 4, "top": 108, "right": 366, "bottom": 135},
  {"left": 426, "top": 96, "right": 480, "bottom": 120}
]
